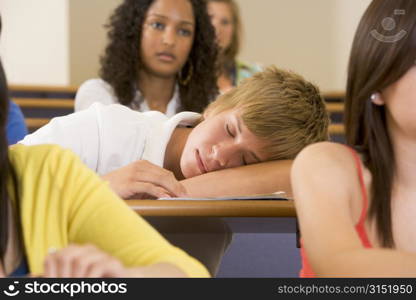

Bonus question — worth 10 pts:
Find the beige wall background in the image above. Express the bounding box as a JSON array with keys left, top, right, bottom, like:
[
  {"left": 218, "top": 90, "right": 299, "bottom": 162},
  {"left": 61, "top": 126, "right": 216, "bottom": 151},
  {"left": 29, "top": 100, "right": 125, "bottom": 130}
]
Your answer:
[
  {"left": 0, "top": 0, "right": 69, "bottom": 85},
  {"left": 69, "top": 0, "right": 121, "bottom": 85},
  {"left": 236, "top": 0, "right": 371, "bottom": 92},
  {"left": 0, "top": 0, "right": 372, "bottom": 92}
]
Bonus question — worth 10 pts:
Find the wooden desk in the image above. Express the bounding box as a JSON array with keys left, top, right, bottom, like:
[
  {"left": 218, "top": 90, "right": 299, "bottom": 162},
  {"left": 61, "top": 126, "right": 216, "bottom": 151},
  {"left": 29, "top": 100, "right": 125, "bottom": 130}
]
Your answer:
[
  {"left": 14, "top": 98, "right": 74, "bottom": 108},
  {"left": 9, "top": 84, "right": 78, "bottom": 93},
  {"left": 127, "top": 199, "right": 296, "bottom": 217}
]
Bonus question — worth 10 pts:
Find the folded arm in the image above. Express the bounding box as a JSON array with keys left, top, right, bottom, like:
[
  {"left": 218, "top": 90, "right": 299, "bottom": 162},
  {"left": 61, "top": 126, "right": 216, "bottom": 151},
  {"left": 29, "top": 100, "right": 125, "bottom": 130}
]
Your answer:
[{"left": 181, "top": 159, "right": 293, "bottom": 198}]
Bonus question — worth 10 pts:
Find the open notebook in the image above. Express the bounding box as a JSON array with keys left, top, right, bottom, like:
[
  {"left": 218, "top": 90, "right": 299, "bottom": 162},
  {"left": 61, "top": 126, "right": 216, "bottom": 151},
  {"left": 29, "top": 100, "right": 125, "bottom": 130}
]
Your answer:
[{"left": 157, "top": 191, "right": 289, "bottom": 201}]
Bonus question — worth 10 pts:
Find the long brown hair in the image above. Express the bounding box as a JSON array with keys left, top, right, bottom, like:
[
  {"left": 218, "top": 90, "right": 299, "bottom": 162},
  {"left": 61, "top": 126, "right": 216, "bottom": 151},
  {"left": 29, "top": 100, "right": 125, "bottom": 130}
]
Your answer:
[
  {"left": 208, "top": 0, "right": 241, "bottom": 73},
  {"left": 345, "top": 0, "right": 416, "bottom": 247}
]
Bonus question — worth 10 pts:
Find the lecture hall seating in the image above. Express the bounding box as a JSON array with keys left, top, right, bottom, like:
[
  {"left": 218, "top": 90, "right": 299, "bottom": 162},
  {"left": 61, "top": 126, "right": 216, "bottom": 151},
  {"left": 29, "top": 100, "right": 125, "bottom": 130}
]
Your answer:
[
  {"left": 9, "top": 85, "right": 346, "bottom": 143},
  {"left": 9, "top": 85, "right": 76, "bottom": 133}
]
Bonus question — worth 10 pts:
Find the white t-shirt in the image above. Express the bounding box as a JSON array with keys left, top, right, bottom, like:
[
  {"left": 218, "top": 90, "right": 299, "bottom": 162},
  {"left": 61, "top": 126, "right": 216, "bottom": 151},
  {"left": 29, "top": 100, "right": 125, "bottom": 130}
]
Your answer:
[
  {"left": 75, "top": 78, "right": 180, "bottom": 117},
  {"left": 19, "top": 103, "right": 201, "bottom": 175}
]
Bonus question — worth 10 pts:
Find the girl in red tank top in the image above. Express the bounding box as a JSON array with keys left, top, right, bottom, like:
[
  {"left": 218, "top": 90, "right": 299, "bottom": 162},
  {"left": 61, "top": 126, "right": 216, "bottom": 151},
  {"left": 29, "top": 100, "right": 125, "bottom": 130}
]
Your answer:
[
  {"left": 292, "top": 0, "right": 416, "bottom": 277},
  {"left": 299, "top": 147, "right": 372, "bottom": 277}
]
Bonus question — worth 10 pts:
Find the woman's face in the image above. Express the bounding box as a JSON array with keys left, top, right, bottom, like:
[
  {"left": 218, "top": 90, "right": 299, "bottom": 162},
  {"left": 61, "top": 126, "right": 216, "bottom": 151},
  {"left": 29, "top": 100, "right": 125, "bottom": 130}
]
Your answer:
[
  {"left": 208, "top": 1, "right": 234, "bottom": 52},
  {"left": 140, "top": 0, "right": 195, "bottom": 78}
]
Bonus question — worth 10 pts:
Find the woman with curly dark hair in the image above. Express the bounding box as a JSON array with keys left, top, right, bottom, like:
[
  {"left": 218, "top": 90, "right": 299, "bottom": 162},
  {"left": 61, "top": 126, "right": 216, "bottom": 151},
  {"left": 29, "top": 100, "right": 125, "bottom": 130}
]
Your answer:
[{"left": 75, "top": 0, "right": 218, "bottom": 116}]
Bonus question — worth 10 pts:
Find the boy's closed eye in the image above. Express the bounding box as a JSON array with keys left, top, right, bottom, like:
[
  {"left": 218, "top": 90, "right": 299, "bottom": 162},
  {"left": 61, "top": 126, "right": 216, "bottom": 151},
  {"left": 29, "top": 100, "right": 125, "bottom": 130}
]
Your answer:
[
  {"left": 226, "top": 124, "right": 235, "bottom": 137},
  {"left": 226, "top": 123, "right": 262, "bottom": 165}
]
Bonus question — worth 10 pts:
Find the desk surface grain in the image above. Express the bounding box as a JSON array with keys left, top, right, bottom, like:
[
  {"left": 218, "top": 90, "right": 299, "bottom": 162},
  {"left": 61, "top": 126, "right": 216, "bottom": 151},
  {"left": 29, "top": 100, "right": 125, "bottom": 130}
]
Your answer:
[{"left": 127, "top": 200, "right": 296, "bottom": 217}]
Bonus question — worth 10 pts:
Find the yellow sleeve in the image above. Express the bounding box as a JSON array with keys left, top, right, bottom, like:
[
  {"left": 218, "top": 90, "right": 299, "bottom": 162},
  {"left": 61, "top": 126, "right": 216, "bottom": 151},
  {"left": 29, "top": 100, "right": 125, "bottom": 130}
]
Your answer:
[{"left": 13, "top": 144, "right": 209, "bottom": 277}]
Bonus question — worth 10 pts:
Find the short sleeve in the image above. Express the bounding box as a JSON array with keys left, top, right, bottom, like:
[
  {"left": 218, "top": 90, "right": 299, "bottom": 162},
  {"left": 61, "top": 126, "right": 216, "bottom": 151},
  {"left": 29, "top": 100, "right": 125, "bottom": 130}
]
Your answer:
[{"left": 75, "top": 79, "right": 117, "bottom": 112}]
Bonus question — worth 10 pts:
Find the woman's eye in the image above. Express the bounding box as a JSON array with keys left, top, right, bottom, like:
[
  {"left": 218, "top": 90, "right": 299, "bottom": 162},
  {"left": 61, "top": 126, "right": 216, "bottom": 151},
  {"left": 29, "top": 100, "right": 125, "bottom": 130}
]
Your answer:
[
  {"left": 179, "top": 28, "right": 192, "bottom": 37},
  {"left": 226, "top": 124, "right": 234, "bottom": 137},
  {"left": 221, "top": 19, "right": 231, "bottom": 26},
  {"left": 150, "top": 22, "right": 164, "bottom": 30}
]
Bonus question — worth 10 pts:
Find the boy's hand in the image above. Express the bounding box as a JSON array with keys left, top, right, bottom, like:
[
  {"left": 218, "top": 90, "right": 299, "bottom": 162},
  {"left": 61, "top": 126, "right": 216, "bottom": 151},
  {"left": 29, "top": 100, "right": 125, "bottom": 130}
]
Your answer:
[
  {"left": 101, "top": 160, "right": 188, "bottom": 199},
  {"left": 43, "top": 244, "right": 127, "bottom": 278}
]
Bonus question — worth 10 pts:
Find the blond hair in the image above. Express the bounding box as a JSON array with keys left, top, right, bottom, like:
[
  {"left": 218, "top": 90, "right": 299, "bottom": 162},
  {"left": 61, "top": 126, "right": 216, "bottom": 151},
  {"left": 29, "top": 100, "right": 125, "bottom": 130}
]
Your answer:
[{"left": 204, "top": 66, "right": 329, "bottom": 160}]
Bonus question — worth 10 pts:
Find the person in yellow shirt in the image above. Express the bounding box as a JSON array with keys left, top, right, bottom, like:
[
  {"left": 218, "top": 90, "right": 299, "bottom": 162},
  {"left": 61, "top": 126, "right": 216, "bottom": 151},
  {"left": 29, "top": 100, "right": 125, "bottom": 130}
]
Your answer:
[{"left": 0, "top": 59, "right": 208, "bottom": 277}]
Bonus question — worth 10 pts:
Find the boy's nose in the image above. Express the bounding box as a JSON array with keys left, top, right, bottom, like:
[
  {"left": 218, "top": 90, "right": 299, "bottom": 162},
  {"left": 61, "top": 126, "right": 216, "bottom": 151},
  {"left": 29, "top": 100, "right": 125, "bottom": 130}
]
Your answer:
[{"left": 212, "top": 143, "right": 240, "bottom": 169}]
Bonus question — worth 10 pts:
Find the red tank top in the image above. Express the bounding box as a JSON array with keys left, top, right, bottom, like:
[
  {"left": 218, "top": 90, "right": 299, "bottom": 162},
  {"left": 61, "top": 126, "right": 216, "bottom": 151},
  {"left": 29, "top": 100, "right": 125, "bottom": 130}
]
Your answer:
[{"left": 299, "top": 146, "right": 373, "bottom": 277}]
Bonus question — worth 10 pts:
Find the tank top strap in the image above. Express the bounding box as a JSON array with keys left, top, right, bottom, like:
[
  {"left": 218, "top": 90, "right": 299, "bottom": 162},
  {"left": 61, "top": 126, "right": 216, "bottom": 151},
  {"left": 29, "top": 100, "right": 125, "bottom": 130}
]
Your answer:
[{"left": 344, "top": 145, "right": 369, "bottom": 234}]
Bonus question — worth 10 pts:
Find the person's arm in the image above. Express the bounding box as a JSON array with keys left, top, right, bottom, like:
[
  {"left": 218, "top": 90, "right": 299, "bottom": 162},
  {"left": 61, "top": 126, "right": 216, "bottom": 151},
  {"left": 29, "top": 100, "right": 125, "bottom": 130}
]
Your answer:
[
  {"left": 181, "top": 159, "right": 293, "bottom": 197},
  {"left": 292, "top": 142, "right": 416, "bottom": 277},
  {"left": 6, "top": 100, "right": 28, "bottom": 145},
  {"left": 52, "top": 147, "right": 209, "bottom": 277},
  {"left": 18, "top": 108, "right": 100, "bottom": 171},
  {"left": 102, "top": 160, "right": 188, "bottom": 199},
  {"left": 102, "top": 159, "right": 291, "bottom": 200},
  {"left": 74, "top": 79, "right": 116, "bottom": 112},
  {"left": 42, "top": 244, "right": 187, "bottom": 278}
]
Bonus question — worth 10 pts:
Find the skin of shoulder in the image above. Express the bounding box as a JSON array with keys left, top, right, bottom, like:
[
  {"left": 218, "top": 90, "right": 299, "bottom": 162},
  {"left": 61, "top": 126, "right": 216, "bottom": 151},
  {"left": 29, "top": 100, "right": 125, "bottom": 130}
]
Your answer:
[
  {"left": 292, "top": 141, "right": 359, "bottom": 225},
  {"left": 292, "top": 141, "right": 360, "bottom": 206},
  {"left": 291, "top": 141, "right": 368, "bottom": 275},
  {"left": 292, "top": 142, "right": 416, "bottom": 277},
  {"left": 292, "top": 141, "right": 359, "bottom": 195}
]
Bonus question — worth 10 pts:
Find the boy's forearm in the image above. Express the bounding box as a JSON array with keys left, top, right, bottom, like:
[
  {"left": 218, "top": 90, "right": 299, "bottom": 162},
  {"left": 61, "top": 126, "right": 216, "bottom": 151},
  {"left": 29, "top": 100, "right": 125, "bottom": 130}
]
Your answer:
[{"left": 181, "top": 160, "right": 293, "bottom": 198}]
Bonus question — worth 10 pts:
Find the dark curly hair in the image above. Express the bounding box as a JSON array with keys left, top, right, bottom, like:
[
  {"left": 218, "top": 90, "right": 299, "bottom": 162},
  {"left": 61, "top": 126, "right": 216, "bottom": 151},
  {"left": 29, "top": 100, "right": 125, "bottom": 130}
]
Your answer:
[{"left": 100, "top": 0, "right": 218, "bottom": 113}]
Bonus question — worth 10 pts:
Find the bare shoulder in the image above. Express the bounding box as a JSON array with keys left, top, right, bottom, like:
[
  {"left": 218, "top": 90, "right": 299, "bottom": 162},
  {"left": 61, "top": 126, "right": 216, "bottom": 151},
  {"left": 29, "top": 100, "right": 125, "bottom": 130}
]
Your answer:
[
  {"left": 291, "top": 142, "right": 360, "bottom": 207},
  {"left": 293, "top": 142, "right": 357, "bottom": 176}
]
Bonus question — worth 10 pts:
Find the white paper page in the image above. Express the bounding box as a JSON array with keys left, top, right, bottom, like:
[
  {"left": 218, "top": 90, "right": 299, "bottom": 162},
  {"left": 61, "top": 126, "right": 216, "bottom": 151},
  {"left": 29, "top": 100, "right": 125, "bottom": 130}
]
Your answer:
[{"left": 157, "top": 191, "right": 289, "bottom": 201}]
